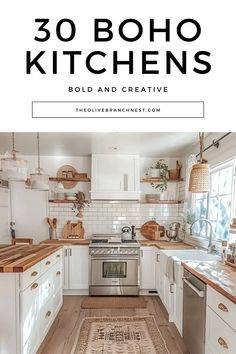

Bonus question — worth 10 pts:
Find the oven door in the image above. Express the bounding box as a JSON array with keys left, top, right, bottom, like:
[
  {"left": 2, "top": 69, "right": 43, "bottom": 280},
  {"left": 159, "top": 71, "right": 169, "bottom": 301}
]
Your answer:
[{"left": 91, "top": 258, "right": 139, "bottom": 286}]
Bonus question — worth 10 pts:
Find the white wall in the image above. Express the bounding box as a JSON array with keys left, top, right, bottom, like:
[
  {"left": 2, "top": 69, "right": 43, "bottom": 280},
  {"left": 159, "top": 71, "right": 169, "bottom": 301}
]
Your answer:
[
  {"left": 8, "top": 155, "right": 183, "bottom": 243},
  {"left": 9, "top": 155, "right": 91, "bottom": 242}
]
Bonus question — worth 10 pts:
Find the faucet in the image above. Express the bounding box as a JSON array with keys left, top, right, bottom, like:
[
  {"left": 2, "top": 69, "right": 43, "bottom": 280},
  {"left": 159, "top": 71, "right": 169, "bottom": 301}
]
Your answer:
[{"left": 190, "top": 218, "right": 216, "bottom": 254}]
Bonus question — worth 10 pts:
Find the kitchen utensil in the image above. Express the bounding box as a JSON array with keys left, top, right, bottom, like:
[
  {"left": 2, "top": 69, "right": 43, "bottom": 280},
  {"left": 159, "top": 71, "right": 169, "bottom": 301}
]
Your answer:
[
  {"left": 168, "top": 160, "right": 182, "bottom": 180},
  {"left": 57, "top": 165, "right": 77, "bottom": 189},
  {"left": 145, "top": 194, "right": 160, "bottom": 203},
  {"left": 121, "top": 226, "right": 132, "bottom": 240},
  {"left": 62, "top": 220, "right": 85, "bottom": 239},
  {"left": 166, "top": 222, "right": 181, "bottom": 241},
  {"left": 140, "top": 221, "right": 165, "bottom": 240}
]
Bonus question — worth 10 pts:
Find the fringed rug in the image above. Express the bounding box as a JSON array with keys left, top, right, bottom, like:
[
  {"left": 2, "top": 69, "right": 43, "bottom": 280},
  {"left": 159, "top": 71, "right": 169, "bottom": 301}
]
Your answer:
[
  {"left": 73, "top": 316, "right": 169, "bottom": 354},
  {"left": 81, "top": 296, "right": 146, "bottom": 309}
]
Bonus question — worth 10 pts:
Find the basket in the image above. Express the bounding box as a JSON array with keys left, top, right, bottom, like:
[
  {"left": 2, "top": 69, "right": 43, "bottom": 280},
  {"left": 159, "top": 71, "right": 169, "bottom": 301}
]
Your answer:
[{"left": 188, "top": 162, "right": 210, "bottom": 193}]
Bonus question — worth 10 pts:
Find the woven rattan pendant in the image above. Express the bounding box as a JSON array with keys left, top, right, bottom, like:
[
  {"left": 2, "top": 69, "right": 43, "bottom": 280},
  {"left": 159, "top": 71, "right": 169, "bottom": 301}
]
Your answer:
[{"left": 188, "top": 133, "right": 210, "bottom": 193}]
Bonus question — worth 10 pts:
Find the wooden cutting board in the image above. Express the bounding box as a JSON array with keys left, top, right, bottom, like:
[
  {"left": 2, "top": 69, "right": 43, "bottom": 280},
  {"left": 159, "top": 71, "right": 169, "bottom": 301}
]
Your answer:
[
  {"left": 140, "top": 221, "right": 165, "bottom": 240},
  {"left": 62, "top": 221, "right": 85, "bottom": 239}
]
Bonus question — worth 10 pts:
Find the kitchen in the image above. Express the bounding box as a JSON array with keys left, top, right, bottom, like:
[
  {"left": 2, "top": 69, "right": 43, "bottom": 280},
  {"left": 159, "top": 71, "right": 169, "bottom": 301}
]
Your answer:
[{"left": 0, "top": 132, "right": 236, "bottom": 354}]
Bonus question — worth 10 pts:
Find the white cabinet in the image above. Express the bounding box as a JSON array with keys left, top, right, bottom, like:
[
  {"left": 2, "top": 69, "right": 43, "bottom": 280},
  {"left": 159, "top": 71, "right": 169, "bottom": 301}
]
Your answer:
[
  {"left": 63, "top": 245, "right": 89, "bottom": 292},
  {"left": 91, "top": 154, "right": 140, "bottom": 200},
  {"left": 140, "top": 246, "right": 156, "bottom": 290},
  {"left": 206, "top": 286, "right": 236, "bottom": 354},
  {"left": 0, "top": 250, "right": 63, "bottom": 354},
  {"left": 0, "top": 188, "right": 10, "bottom": 244}
]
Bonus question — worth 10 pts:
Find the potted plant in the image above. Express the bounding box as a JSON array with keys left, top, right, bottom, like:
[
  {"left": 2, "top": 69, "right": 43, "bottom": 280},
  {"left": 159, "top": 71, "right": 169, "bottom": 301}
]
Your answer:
[{"left": 146, "top": 159, "right": 169, "bottom": 192}]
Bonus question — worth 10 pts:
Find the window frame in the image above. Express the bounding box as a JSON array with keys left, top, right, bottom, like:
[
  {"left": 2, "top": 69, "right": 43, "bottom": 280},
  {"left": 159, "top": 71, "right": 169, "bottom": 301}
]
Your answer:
[{"left": 190, "top": 159, "right": 236, "bottom": 243}]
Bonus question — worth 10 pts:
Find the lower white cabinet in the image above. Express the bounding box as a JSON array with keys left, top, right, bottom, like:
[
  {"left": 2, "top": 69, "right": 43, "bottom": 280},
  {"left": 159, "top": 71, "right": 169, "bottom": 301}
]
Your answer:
[
  {"left": 63, "top": 245, "right": 89, "bottom": 291},
  {"left": 205, "top": 285, "right": 236, "bottom": 354},
  {"left": 0, "top": 250, "right": 63, "bottom": 354},
  {"left": 140, "top": 246, "right": 156, "bottom": 290}
]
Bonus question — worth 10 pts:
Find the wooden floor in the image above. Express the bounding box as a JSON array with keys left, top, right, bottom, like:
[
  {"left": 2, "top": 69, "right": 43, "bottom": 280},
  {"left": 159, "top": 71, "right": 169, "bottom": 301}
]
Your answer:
[{"left": 37, "top": 295, "right": 188, "bottom": 354}]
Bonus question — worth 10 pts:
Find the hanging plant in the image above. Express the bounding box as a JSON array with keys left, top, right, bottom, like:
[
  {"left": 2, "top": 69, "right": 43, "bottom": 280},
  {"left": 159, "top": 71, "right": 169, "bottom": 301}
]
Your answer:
[
  {"left": 72, "top": 191, "right": 90, "bottom": 219},
  {"left": 146, "top": 159, "right": 169, "bottom": 192}
]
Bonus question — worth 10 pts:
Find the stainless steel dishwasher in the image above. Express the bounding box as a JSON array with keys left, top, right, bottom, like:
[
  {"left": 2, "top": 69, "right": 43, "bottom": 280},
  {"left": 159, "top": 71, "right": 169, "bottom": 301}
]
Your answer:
[{"left": 183, "top": 269, "right": 206, "bottom": 354}]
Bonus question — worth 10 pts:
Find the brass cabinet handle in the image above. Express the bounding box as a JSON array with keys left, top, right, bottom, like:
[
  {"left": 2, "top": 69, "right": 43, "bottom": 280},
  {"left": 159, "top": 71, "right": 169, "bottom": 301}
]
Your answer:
[
  {"left": 31, "top": 282, "right": 38, "bottom": 290},
  {"left": 218, "top": 303, "right": 229, "bottom": 312},
  {"left": 46, "top": 261, "right": 51, "bottom": 265},
  {"left": 56, "top": 271, "right": 61, "bottom": 276},
  {"left": 31, "top": 271, "right": 38, "bottom": 277},
  {"left": 56, "top": 254, "right": 61, "bottom": 258},
  {"left": 46, "top": 310, "right": 52, "bottom": 317},
  {"left": 218, "top": 337, "right": 228, "bottom": 349}
]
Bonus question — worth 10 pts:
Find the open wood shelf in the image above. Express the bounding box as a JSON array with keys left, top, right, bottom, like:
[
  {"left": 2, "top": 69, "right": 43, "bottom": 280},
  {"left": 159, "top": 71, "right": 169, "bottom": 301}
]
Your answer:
[
  {"left": 139, "top": 200, "right": 183, "bottom": 204},
  {"left": 49, "top": 199, "right": 89, "bottom": 204},
  {"left": 49, "top": 177, "right": 90, "bottom": 182},
  {"left": 140, "top": 178, "right": 184, "bottom": 183}
]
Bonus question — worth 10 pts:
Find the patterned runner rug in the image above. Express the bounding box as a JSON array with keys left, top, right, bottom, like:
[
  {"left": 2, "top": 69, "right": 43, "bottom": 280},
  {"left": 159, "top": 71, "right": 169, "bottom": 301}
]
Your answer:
[{"left": 73, "top": 316, "right": 169, "bottom": 354}]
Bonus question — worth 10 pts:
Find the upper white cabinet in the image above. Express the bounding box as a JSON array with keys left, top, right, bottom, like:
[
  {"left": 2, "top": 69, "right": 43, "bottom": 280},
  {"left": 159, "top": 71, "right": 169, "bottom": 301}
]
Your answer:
[{"left": 90, "top": 154, "right": 140, "bottom": 200}]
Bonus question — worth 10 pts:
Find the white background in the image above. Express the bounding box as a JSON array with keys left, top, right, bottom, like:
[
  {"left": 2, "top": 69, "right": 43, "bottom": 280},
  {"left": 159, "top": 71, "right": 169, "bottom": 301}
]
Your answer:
[{"left": 0, "top": 0, "right": 235, "bottom": 132}]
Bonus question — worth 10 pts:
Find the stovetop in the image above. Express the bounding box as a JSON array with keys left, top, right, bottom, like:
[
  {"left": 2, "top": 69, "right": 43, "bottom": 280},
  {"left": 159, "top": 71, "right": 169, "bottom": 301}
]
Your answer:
[{"left": 91, "top": 239, "right": 138, "bottom": 244}]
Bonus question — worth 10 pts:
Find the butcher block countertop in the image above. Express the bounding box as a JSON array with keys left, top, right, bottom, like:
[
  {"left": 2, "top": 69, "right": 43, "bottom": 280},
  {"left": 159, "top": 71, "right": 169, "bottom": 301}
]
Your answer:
[
  {"left": 183, "top": 260, "right": 236, "bottom": 304},
  {"left": 0, "top": 244, "right": 63, "bottom": 273},
  {"left": 138, "top": 240, "right": 194, "bottom": 249},
  {"left": 41, "top": 239, "right": 91, "bottom": 245}
]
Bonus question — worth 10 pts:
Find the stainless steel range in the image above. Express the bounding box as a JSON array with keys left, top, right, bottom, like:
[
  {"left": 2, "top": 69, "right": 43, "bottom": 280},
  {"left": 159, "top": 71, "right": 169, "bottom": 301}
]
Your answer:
[{"left": 89, "top": 234, "right": 140, "bottom": 296}]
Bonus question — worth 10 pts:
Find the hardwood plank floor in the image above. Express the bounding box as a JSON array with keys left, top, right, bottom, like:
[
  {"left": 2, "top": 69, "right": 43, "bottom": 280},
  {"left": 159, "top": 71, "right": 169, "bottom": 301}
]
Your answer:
[{"left": 37, "top": 295, "right": 188, "bottom": 354}]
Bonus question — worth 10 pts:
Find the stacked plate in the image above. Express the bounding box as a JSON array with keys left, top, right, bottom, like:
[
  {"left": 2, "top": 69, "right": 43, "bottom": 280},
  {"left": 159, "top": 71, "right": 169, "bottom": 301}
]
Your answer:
[
  {"left": 66, "top": 193, "right": 77, "bottom": 201},
  {"left": 145, "top": 194, "right": 160, "bottom": 203}
]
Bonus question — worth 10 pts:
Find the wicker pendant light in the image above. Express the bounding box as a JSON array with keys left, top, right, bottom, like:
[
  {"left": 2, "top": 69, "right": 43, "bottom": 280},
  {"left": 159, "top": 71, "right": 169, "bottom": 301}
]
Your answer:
[{"left": 188, "top": 133, "right": 210, "bottom": 193}]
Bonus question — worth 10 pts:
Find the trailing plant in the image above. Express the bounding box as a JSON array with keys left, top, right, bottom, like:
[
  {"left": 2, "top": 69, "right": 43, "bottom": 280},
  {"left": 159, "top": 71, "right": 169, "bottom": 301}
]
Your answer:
[
  {"left": 147, "top": 159, "right": 169, "bottom": 192},
  {"left": 72, "top": 191, "right": 90, "bottom": 219}
]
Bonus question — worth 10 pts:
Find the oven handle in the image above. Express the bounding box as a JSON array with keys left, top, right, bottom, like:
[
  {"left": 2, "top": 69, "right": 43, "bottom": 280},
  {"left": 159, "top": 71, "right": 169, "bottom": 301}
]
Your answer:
[{"left": 90, "top": 257, "right": 139, "bottom": 261}]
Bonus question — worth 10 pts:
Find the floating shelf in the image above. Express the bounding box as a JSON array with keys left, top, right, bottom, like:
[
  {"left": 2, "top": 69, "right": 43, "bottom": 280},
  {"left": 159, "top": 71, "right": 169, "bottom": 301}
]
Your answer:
[
  {"left": 141, "top": 178, "right": 184, "bottom": 183},
  {"left": 49, "top": 177, "right": 90, "bottom": 182},
  {"left": 49, "top": 199, "right": 89, "bottom": 204},
  {"left": 140, "top": 200, "right": 183, "bottom": 204}
]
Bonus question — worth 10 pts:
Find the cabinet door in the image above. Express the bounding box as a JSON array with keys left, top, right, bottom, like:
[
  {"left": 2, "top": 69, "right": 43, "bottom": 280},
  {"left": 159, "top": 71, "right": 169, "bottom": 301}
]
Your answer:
[
  {"left": 140, "top": 247, "right": 156, "bottom": 290},
  {"left": 20, "top": 280, "right": 40, "bottom": 354},
  {"left": 91, "top": 154, "right": 140, "bottom": 199},
  {"left": 155, "top": 251, "right": 161, "bottom": 293},
  {"left": 68, "top": 246, "right": 89, "bottom": 289},
  {"left": 63, "top": 247, "right": 69, "bottom": 289}
]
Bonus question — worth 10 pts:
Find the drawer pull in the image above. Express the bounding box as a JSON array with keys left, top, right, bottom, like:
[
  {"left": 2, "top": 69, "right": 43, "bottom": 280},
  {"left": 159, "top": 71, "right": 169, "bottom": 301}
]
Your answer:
[
  {"left": 31, "top": 283, "right": 38, "bottom": 290},
  {"left": 46, "top": 310, "right": 52, "bottom": 317},
  {"left": 218, "top": 337, "right": 228, "bottom": 349},
  {"left": 31, "top": 271, "right": 38, "bottom": 277},
  {"left": 56, "top": 254, "right": 61, "bottom": 258},
  {"left": 56, "top": 271, "right": 61, "bottom": 276},
  {"left": 218, "top": 303, "right": 229, "bottom": 312},
  {"left": 46, "top": 261, "right": 51, "bottom": 265}
]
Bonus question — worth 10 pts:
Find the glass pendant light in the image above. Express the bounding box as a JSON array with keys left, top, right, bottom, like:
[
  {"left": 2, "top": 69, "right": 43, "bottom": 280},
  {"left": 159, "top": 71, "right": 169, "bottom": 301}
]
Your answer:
[
  {"left": 30, "top": 133, "right": 49, "bottom": 191},
  {"left": 188, "top": 132, "right": 210, "bottom": 193},
  {"left": 0, "top": 133, "right": 28, "bottom": 181}
]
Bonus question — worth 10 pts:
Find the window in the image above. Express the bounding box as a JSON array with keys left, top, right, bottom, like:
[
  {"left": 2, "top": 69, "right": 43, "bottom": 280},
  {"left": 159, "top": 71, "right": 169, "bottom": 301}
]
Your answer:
[{"left": 191, "top": 160, "right": 235, "bottom": 241}]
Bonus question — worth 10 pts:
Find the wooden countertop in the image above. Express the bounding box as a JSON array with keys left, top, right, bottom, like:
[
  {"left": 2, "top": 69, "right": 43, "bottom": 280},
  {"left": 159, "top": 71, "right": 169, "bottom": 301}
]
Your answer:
[
  {"left": 0, "top": 244, "right": 63, "bottom": 273},
  {"left": 41, "top": 239, "right": 91, "bottom": 245},
  {"left": 41, "top": 239, "right": 193, "bottom": 249},
  {"left": 138, "top": 240, "right": 194, "bottom": 249},
  {"left": 183, "top": 260, "right": 236, "bottom": 304}
]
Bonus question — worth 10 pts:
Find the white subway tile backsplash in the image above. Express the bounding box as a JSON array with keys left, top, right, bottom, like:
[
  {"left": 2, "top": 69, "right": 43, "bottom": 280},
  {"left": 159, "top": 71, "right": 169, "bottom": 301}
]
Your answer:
[{"left": 49, "top": 200, "right": 183, "bottom": 238}]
